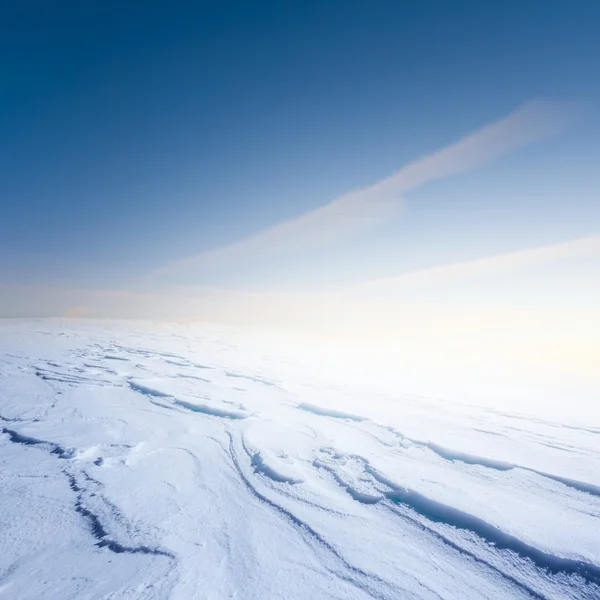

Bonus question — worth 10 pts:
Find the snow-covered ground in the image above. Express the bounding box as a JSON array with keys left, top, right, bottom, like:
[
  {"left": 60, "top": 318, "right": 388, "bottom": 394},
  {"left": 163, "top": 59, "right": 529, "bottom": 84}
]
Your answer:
[{"left": 1, "top": 319, "right": 599, "bottom": 600}]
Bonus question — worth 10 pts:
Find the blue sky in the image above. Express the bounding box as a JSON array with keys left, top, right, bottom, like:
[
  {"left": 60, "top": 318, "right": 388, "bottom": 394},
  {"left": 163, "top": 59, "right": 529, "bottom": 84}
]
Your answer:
[{"left": 1, "top": 2, "right": 599, "bottom": 313}]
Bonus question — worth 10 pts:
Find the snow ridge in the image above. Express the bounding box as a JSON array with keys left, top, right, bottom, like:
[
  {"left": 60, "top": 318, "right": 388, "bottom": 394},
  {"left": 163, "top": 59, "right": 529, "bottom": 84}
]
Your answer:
[{"left": 1, "top": 320, "right": 599, "bottom": 599}]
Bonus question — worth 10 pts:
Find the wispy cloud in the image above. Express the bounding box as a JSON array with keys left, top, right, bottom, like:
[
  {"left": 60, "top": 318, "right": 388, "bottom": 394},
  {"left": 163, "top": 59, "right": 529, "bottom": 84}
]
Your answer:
[
  {"left": 357, "top": 233, "right": 600, "bottom": 292},
  {"left": 147, "top": 99, "right": 577, "bottom": 283},
  {"left": 2, "top": 233, "right": 598, "bottom": 326}
]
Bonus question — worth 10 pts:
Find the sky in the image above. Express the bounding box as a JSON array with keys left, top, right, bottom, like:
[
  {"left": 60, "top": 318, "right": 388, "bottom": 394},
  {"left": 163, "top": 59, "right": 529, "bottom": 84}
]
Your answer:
[{"left": 1, "top": 2, "right": 600, "bottom": 398}]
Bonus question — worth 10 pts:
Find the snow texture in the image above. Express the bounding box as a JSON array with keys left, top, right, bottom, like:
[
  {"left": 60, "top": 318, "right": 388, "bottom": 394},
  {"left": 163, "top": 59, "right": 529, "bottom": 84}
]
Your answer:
[{"left": 0, "top": 319, "right": 599, "bottom": 600}]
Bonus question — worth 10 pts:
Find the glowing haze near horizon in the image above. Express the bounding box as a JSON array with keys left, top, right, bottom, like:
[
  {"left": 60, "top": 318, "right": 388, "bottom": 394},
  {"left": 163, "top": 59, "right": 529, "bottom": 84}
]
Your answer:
[{"left": 1, "top": 2, "right": 599, "bottom": 412}]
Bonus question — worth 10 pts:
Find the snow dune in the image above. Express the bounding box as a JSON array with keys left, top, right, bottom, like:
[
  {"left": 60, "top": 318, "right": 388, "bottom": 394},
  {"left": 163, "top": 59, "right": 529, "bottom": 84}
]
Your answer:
[{"left": 0, "top": 319, "right": 599, "bottom": 600}]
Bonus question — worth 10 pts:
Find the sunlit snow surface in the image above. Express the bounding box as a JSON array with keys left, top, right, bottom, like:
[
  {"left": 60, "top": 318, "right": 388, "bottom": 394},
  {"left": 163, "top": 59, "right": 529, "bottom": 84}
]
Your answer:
[{"left": 1, "top": 320, "right": 599, "bottom": 600}]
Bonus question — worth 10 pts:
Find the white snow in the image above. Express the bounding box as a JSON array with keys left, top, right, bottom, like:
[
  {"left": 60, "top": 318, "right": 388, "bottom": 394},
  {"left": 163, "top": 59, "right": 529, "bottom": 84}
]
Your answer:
[{"left": 0, "top": 319, "right": 599, "bottom": 599}]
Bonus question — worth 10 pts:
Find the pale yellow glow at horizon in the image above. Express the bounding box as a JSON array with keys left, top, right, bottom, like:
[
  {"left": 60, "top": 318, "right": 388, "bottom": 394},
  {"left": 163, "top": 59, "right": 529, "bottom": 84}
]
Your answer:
[{"left": 2, "top": 231, "right": 598, "bottom": 417}]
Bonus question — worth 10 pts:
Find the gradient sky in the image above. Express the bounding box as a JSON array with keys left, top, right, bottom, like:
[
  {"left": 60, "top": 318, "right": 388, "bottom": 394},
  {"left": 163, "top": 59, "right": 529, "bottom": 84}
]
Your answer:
[{"left": 1, "top": 2, "right": 599, "bottom": 332}]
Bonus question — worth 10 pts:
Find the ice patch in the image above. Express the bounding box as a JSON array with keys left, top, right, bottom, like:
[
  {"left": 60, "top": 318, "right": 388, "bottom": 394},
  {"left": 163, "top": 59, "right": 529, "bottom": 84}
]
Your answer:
[
  {"left": 127, "top": 380, "right": 173, "bottom": 398},
  {"left": 298, "top": 402, "right": 367, "bottom": 422},
  {"left": 175, "top": 399, "right": 249, "bottom": 419}
]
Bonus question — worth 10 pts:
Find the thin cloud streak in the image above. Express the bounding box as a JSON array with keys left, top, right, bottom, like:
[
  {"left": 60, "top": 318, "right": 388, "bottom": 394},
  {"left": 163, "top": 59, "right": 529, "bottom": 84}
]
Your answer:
[
  {"left": 5, "top": 232, "right": 592, "bottom": 321},
  {"left": 356, "top": 233, "right": 600, "bottom": 293},
  {"left": 147, "top": 99, "right": 577, "bottom": 283}
]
